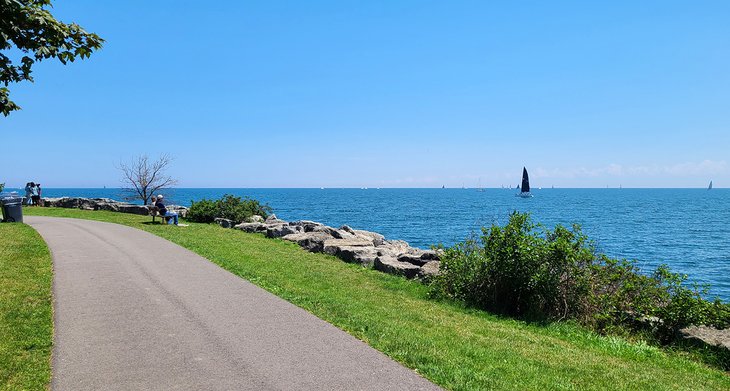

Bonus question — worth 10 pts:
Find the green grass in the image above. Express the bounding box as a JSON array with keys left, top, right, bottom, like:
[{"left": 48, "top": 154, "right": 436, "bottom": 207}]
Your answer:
[
  {"left": 23, "top": 207, "right": 730, "bottom": 390},
  {"left": 0, "top": 222, "right": 53, "bottom": 390}
]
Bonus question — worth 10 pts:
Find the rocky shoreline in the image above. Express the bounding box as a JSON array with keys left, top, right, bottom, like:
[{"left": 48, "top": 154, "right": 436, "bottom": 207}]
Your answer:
[
  {"left": 35, "top": 197, "right": 729, "bottom": 354},
  {"left": 220, "top": 214, "right": 441, "bottom": 280},
  {"left": 38, "top": 197, "right": 440, "bottom": 280},
  {"left": 41, "top": 197, "right": 189, "bottom": 217}
]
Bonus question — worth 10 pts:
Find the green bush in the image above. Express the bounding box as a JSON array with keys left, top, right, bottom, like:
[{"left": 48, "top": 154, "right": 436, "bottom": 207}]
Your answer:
[
  {"left": 186, "top": 194, "right": 271, "bottom": 223},
  {"left": 186, "top": 199, "right": 218, "bottom": 223},
  {"left": 432, "top": 212, "right": 730, "bottom": 343}
]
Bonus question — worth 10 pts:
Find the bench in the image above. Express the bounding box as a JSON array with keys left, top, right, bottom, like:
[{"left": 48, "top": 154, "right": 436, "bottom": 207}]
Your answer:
[{"left": 148, "top": 206, "right": 170, "bottom": 224}]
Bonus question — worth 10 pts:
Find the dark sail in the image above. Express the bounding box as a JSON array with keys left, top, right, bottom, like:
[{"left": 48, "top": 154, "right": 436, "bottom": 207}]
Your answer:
[{"left": 521, "top": 167, "right": 530, "bottom": 193}]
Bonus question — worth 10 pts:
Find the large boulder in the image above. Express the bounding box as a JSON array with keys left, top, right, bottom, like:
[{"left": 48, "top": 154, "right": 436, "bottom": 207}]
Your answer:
[
  {"left": 289, "top": 220, "right": 324, "bottom": 232},
  {"left": 397, "top": 249, "right": 441, "bottom": 266},
  {"left": 215, "top": 218, "right": 236, "bottom": 228},
  {"left": 375, "top": 240, "right": 412, "bottom": 257},
  {"left": 339, "top": 225, "right": 357, "bottom": 235},
  {"left": 418, "top": 261, "right": 441, "bottom": 280},
  {"left": 42, "top": 196, "right": 175, "bottom": 217},
  {"left": 679, "top": 325, "right": 730, "bottom": 351},
  {"left": 323, "top": 238, "right": 373, "bottom": 254},
  {"left": 234, "top": 222, "right": 267, "bottom": 233},
  {"left": 374, "top": 256, "right": 421, "bottom": 279},
  {"left": 265, "top": 214, "right": 287, "bottom": 224},
  {"left": 311, "top": 225, "right": 337, "bottom": 236},
  {"left": 116, "top": 203, "right": 150, "bottom": 215},
  {"left": 329, "top": 246, "right": 379, "bottom": 266},
  {"left": 333, "top": 225, "right": 385, "bottom": 245},
  {"left": 353, "top": 229, "right": 385, "bottom": 246},
  {"left": 281, "top": 232, "right": 334, "bottom": 252},
  {"left": 266, "top": 224, "right": 301, "bottom": 238},
  {"left": 248, "top": 215, "right": 265, "bottom": 223}
]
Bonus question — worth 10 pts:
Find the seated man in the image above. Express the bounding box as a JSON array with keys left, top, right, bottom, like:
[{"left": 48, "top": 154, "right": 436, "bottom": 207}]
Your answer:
[{"left": 154, "top": 195, "right": 179, "bottom": 225}]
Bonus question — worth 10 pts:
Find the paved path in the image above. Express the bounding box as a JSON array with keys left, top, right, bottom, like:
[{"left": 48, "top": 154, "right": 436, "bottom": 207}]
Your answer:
[{"left": 27, "top": 216, "right": 440, "bottom": 391}]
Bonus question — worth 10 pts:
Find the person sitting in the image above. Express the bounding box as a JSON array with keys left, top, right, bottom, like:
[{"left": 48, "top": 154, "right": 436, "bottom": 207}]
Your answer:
[{"left": 154, "top": 195, "right": 178, "bottom": 225}]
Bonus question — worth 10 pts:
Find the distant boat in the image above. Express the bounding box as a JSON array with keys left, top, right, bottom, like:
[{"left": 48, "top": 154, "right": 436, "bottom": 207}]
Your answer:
[
  {"left": 516, "top": 167, "right": 533, "bottom": 198},
  {"left": 476, "top": 178, "right": 485, "bottom": 192},
  {"left": 442, "top": 185, "right": 445, "bottom": 189},
  {"left": 708, "top": 180, "right": 713, "bottom": 190}
]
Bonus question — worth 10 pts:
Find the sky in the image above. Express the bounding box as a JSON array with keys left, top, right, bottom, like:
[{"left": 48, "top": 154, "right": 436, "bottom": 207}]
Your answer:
[{"left": 2, "top": 0, "right": 729, "bottom": 188}]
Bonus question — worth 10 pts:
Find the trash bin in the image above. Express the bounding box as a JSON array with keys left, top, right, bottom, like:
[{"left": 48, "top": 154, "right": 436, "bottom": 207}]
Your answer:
[{"left": 0, "top": 192, "right": 23, "bottom": 223}]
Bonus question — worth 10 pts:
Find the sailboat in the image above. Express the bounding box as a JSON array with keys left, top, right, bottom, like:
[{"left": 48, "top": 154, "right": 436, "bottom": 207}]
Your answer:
[
  {"left": 516, "top": 167, "right": 533, "bottom": 198},
  {"left": 476, "top": 178, "right": 485, "bottom": 192},
  {"left": 708, "top": 180, "right": 713, "bottom": 190}
]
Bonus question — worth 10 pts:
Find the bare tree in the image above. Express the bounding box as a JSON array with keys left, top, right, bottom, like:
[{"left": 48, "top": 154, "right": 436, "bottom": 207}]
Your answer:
[{"left": 117, "top": 154, "right": 177, "bottom": 204}]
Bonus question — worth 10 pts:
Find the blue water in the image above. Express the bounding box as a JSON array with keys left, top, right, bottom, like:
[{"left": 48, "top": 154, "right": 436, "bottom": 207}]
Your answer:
[{"left": 18, "top": 187, "right": 730, "bottom": 301}]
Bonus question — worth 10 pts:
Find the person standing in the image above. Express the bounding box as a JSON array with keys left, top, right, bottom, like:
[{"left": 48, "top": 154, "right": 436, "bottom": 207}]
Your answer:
[
  {"left": 29, "top": 182, "right": 39, "bottom": 206},
  {"left": 34, "top": 183, "right": 42, "bottom": 206},
  {"left": 24, "top": 182, "right": 33, "bottom": 205}
]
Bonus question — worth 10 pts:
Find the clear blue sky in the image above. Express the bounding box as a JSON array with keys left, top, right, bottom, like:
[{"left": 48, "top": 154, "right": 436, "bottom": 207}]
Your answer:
[{"left": 3, "top": 1, "right": 729, "bottom": 188}]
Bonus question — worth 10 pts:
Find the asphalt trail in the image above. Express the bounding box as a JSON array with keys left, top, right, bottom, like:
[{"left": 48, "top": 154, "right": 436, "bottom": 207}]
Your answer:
[{"left": 26, "top": 216, "right": 440, "bottom": 391}]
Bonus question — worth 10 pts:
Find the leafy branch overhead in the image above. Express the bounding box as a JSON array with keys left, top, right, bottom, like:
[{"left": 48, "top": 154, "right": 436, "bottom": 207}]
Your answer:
[{"left": 0, "top": 0, "right": 104, "bottom": 116}]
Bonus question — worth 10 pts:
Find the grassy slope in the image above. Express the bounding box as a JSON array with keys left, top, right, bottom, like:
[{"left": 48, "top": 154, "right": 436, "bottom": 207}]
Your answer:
[
  {"left": 24, "top": 207, "right": 730, "bottom": 390},
  {"left": 0, "top": 222, "right": 53, "bottom": 390}
]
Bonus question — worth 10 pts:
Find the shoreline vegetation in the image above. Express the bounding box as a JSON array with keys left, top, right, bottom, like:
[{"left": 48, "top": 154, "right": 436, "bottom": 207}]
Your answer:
[{"left": 14, "top": 205, "right": 730, "bottom": 390}]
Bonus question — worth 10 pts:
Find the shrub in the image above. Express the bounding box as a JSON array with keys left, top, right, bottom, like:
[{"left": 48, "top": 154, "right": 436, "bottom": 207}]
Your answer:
[
  {"left": 186, "top": 199, "right": 218, "bottom": 223},
  {"left": 431, "top": 212, "right": 730, "bottom": 343},
  {"left": 186, "top": 194, "right": 271, "bottom": 223}
]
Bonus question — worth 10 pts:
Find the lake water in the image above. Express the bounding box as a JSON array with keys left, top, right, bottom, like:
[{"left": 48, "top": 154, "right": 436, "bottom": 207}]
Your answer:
[{"left": 17, "top": 187, "right": 730, "bottom": 301}]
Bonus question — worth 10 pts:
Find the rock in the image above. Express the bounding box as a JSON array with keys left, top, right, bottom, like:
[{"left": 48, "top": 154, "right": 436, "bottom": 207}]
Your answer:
[
  {"left": 312, "top": 225, "right": 365, "bottom": 240},
  {"left": 265, "top": 214, "right": 287, "bottom": 224},
  {"left": 326, "top": 226, "right": 384, "bottom": 245},
  {"left": 340, "top": 225, "right": 356, "bottom": 235},
  {"left": 353, "top": 229, "right": 385, "bottom": 246},
  {"left": 679, "top": 325, "right": 730, "bottom": 351},
  {"left": 333, "top": 229, "right": 357, "bottom": 239},
  {"left": 374, "top": 256, "right": 421, "bottom": 279},
  {"left": 282, "top": 232, "right": 334, "bottom": 252},
  {"left": 375, "top": 240, "right": 412, "bottom": 257},
  {"left": 398, "top": 249, "right": 441, "bottom": 266},
  {"left": 266, "top": 224, "right": 300, "bottom": 238},
  {"left": 116, "top": 203, "right": 151, "bottom": 215},
  {"left": 397, "top": 254, "right": 427, "bottom": 266},
  {"left": 234, "top": 222, "right": 267, "bottom": 233},
  {"left": 248, "top": 215, "right": 265, "bottom": 223},
  {"left": 42, "top": 197, "right": 157, "bottom": 216},
  {"left": 289, "top": 220, "right": 324, "bottom": 232},
  {"left": 418, "top": 261, "right": 441, "bottom": 280},
  {"left": 215, "top": 218, "right": 236, "bottom": 228},
  {"left": 323, "top": 238, "right": 374, "bottom": 254},
  {"left": 312, "top": 225, "right": 348, "bottom": 239},
  {"left": 323, "top": 238, "right": 378, "bottom": 265},
  {"left": 330, "top": 246, "right": 379, "bottom": 266}
]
